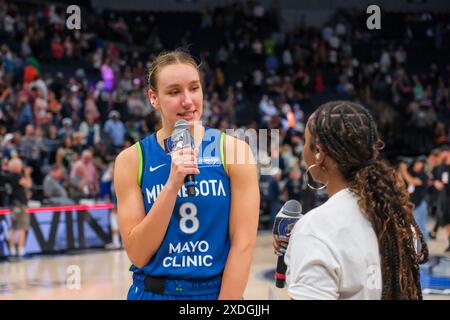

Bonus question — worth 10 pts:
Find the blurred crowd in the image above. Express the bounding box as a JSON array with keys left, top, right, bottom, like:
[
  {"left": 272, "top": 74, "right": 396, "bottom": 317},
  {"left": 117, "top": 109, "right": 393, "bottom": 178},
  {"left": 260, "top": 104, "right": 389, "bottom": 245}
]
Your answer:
[{"left": 0, "top": 1, "right": 449, "bottom": 243}]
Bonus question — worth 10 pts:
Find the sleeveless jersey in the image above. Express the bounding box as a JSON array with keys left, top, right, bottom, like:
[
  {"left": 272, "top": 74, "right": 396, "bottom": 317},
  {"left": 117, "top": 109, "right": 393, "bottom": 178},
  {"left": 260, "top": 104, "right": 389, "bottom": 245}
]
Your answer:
[{"left": 130, "top": 127, "right": 231, "bottom": 280}]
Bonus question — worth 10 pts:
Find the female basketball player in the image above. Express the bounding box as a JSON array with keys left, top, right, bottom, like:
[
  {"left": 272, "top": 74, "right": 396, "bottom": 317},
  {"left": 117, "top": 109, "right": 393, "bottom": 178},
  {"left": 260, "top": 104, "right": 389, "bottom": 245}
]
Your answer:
[
  {"left": 275, "top": 101, "right": 428, "bottom": 299},
  {"left": 114, "top": 50, "right": 260, "bottom": 300}
]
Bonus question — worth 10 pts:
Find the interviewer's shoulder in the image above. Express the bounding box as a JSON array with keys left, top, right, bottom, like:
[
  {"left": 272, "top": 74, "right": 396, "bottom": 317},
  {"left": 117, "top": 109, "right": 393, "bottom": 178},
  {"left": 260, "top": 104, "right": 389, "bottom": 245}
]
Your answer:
[{"left": 292, "top": 203, "right": 335, "bottom": 236}]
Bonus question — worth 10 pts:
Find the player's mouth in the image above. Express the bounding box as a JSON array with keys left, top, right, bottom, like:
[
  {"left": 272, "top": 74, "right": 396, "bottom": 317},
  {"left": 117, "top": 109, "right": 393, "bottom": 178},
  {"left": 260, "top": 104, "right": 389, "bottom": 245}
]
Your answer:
[{"left": 177, "top": 110, "right": 197, "bottom": 120}]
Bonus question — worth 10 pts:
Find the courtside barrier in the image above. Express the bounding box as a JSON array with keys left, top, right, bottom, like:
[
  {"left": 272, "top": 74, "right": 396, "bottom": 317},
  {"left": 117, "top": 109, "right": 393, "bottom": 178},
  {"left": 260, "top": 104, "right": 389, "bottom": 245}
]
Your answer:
[{"left": 0, "top": 203, "right": 114, "bottom": 257}]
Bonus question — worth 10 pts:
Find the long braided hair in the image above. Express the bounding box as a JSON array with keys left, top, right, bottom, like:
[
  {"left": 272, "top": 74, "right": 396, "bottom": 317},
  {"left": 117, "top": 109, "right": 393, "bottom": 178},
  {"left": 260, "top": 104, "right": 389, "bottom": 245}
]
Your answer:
[{"left": 307, "top": 101, "right": 428, "bottom": 300}]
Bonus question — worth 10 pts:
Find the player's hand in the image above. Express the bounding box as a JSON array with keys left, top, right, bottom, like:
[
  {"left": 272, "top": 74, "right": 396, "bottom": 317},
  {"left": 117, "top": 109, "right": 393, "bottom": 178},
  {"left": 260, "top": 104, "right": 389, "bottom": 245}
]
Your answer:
[{"left": 167, "top": 147, "right": 199, "bottom": 191}]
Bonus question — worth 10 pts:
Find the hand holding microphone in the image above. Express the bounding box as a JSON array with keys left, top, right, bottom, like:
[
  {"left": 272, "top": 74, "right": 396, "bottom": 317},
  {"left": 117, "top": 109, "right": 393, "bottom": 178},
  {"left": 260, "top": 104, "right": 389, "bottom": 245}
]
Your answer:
[
  {"left": 273, "top": 234, "right": 290, "bottom": 256},
  {"left": 166, "top": 120, "right": 198, "bottom": 197},
  {"left": 272, "top": 200, "right": 302, "bottom": 288}
]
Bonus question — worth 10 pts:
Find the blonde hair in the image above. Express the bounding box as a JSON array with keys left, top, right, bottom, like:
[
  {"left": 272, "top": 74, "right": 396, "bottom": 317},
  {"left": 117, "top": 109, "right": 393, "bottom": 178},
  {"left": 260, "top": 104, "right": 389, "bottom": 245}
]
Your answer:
[{"left": 147, "top": 50, "right": 201, "bottom": 92}]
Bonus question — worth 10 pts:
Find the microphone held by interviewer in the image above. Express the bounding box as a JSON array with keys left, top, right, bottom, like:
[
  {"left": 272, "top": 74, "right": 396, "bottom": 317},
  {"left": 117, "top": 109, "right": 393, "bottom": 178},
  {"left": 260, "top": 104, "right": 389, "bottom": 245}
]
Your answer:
[{"left": 272, "top": 199, "right": 302, "bottom": 288}]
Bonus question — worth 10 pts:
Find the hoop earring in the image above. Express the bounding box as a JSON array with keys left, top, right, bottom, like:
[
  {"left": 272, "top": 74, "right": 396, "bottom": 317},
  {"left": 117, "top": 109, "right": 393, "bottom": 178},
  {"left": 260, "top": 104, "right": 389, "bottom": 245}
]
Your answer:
[{"left": 305, "top": 164, "right": 329, "bottom": 190}]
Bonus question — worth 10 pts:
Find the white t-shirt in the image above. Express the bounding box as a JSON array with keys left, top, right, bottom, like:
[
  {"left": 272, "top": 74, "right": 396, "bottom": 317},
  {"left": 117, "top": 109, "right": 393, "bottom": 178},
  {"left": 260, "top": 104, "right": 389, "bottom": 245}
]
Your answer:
[{"left": 285, "top": 188, "right": 382, "bottom": 300}]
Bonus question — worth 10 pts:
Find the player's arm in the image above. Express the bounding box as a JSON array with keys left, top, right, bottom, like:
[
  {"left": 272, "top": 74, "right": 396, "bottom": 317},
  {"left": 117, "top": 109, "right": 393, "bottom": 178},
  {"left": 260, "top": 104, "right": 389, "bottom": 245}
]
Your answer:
[
  {"left": 219, "top": 135, "right": 260, "bottom": 300},
  {"left": 115, "top": 144, "right": 198, "bottom": 268}
]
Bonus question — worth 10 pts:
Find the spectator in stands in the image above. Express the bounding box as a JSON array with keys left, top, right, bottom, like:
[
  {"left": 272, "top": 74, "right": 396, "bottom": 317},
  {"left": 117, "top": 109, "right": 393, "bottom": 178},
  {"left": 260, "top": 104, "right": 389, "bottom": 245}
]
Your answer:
[
  {"left": 40, "top": 112, "right": 54, "bottom": 137},
  {"left": 43, "top": 164, "right": 74, "bottom": 205},
  {"left": 435, "top": 149, "right": 450, "bottom": 252},
  {"left": 428, "top": 148, "right": 445, "bottom": 239},
  {"left": 71, "top": 131, "right": 84, "bottom": 155},
  {"left": 1, "top": 133, "right": 18, "bottom": 159},
  {"left": 284, "top": 165, "right": 305, "bottom": 205},
  {"left": 5, "top": 157, "right": 32, "bottom": 258},
  {"left": 58, "top": 117, "right": 74, "bottom": 140},
  {"left": 20, "top": 124, "right": 45, "bottom": 185},
  {"left": 259, "top": 161, "right": 281, "bottom": 229},
  {"left": 399, "top": 157, "right": 430, "bottom": 243},
  {"left": 259, "top": 95, "right": 278, "bottom": 124},
  {"left": 280, "top": 144, "right": 297, "bottom": 171},
  {"left": 43, "top": 125, "right": 61, "bottom": 165},
  {"left": 71, "top": 149, "right": 99, "bottom": 198},
  {"left": 103, "top": 162, "right": 121, "bottom": 250},
  {"left": 56, "top": 135, "right": 77, "bottom": 171},
  {"left": 79, "top": 112, "right": 101, "bottom": 147},
  {"left": 17, "top": 95, "right": 33, "bottom": 131},
  {"left": 127, "top": 83, "right": 149, "bottom": 117},
  {"left": 103, "top": 110, "right": 125, "bottom": 153},
  {"left": 69, "top": 164, "right": 89, "bottom": 202}
]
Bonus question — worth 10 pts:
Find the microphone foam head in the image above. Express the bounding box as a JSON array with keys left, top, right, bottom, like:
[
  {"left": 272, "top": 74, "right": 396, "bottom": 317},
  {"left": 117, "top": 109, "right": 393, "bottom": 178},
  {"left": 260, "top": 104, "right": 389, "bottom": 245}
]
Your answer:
[
  {"left": 174, "top": 119, "right": 190, "bottom": 131},
  {"left": 282, "top": 200, "right": 302, "bottom": 217}
]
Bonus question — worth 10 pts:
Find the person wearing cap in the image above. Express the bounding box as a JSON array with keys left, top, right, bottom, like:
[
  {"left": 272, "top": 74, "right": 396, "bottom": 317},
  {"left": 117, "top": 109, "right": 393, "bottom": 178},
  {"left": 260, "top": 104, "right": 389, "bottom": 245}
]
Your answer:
[
  {"left": 399, "top": 156, "right": 430, "bottom": 243},
  {"left": 58, "top": 117, "right": 74, "bottom": 140},
  {"left": 2, "top": 133, "right": 17, "bottom": 159},
  {"left": 103, "top": 110, "right": 125, "bottom": 152}
]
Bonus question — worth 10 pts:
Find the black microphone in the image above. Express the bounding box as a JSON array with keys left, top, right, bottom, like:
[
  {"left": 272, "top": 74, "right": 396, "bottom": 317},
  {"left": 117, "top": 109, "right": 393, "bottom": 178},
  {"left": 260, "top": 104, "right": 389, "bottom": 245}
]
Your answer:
[
  {"left": 171, "top": 120, "right": 196, "bottom": 197},
  {"left": 272, "top": 200, "right": 303, "bottom": 288}
]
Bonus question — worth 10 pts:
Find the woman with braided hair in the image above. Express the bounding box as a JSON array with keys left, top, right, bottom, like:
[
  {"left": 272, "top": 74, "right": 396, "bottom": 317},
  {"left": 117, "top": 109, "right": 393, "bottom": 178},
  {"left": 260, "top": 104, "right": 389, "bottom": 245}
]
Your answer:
[{"left": 275, "top": 100, "right": 428, "bottom": 299}]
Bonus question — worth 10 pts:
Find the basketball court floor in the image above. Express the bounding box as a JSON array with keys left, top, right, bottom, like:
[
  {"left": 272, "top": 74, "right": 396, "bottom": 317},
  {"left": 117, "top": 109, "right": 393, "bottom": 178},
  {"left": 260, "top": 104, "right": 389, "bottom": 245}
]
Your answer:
[{"left": 1, "top": 229, "right": 449, "bottom": 300}]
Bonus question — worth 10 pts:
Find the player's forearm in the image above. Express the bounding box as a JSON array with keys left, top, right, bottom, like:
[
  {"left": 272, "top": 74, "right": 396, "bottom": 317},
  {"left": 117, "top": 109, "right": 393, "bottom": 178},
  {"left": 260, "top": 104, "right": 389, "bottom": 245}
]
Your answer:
[
  {"left": 126, "top": 184, "right": 179, "bottom": 268},
  {"left": 218, "top": 242, "right": 255, "bottom": 300}
]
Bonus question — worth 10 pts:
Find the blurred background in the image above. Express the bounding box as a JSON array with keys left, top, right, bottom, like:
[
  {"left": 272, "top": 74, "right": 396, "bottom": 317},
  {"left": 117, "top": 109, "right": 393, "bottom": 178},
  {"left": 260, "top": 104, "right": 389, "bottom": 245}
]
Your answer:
[{"left": 0, "top": 0, "right": 449, "bottom": 299}]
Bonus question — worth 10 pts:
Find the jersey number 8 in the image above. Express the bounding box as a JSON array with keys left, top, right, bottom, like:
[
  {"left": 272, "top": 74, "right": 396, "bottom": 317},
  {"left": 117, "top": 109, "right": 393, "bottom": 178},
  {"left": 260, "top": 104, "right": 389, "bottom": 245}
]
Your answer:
[{"left": 179, "top": 202, "right": 199, "bottom": 234}]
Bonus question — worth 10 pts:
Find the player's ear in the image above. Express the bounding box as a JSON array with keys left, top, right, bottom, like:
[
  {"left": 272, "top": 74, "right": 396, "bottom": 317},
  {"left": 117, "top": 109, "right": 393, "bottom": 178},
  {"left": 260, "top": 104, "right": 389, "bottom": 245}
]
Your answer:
[{"left": 148, "top": 89, "right": 160, "bottom": 110}]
